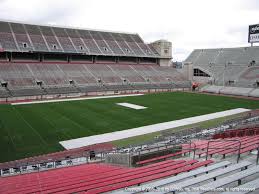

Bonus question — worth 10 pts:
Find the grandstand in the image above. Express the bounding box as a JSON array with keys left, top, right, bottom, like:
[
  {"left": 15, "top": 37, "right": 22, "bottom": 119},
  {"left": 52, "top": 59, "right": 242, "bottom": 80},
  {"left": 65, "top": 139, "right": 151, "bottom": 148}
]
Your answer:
[
  {"left": 186, "top": 46, "right": 259, "bottom": 97},
  {"left": 1, "top": 127, "right": 259, "bottom": 193},
  {"left": 1, "top": 18, "right": 259, "bottom": 194},
  {"left": 0, "top": 21, "right": 190, "bottom": 100}
]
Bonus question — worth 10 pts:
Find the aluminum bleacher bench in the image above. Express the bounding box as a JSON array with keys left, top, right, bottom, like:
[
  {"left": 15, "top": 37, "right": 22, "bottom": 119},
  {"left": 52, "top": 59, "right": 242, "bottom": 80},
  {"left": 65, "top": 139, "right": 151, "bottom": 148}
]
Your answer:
[
  {"left": 145, "top": 161, "right": 251, "bottom": 194},
  {"left": 220, "top": 177, "right": 259, "bottom": 194},
  {"left": 136, "top": 150, "right": 190, "bottom": 165},
  {"left": 86, "top": 160, "right": 213, "bottom": 194},
  {"left": 113, "top": 161, "right": 231, "bottom": 194},
  {"left": 180, "top": 165, "right": 259, "bottom": 194}
]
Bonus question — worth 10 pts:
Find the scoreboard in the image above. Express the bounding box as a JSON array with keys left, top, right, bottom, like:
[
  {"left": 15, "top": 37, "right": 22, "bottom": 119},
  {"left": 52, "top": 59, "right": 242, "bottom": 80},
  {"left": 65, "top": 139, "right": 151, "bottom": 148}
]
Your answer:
[{"left": 248, "top": 24, "right": 259, "bottom": 43}]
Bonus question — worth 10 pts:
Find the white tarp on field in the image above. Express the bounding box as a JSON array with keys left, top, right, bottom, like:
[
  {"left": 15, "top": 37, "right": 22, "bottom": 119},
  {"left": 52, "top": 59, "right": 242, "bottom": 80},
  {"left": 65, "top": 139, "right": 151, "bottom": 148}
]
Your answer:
[
  {"left": 11, "top": 94, "right": 144, "bottom": 105},
  {"left": 117, "top": 102, "right": 147, "bottom": 110},
  {"left": 60, "top": 108, "right": 250, "bottom": 150}
]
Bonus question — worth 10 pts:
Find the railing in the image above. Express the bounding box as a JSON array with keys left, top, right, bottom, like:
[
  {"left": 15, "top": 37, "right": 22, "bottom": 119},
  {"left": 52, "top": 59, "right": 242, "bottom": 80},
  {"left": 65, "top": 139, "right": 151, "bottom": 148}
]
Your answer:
[
  {"left": 256, "top": 143, "right": 259, "bottom": 165},
  {"left": 134, "top": 140, "right": 197, "bottom": 165},
  {"left": 205, "top": 139, "right": 241, "bottom": 163}
]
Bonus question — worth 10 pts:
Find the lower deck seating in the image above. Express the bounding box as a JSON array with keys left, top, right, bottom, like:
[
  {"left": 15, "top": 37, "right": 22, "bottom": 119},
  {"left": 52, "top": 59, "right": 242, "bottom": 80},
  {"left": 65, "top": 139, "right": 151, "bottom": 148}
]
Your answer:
[
  {"left": 142, "top": 161, "right": 252, "bottom": 194},
  {"left": 0, "top": 159, "right": 212, "bottom": 194},
  {"left": 180, "top": 165, "right": 259, "bottom": 194},
  {"left": 0, "top": 62, "right": 190, "bottom": 98}
]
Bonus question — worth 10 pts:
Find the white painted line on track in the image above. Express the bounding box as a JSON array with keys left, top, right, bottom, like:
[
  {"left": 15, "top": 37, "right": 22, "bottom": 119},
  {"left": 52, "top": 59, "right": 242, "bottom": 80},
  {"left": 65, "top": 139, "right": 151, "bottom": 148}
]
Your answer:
[
  {"left": 117, "top": 102, "right": 147, "bottom": 110},
  {"left": 11, "top": 94, "right": 144, "bottom": 105},
  {"left": 60, "top": 108, "right": 250, "bottom": 150}
]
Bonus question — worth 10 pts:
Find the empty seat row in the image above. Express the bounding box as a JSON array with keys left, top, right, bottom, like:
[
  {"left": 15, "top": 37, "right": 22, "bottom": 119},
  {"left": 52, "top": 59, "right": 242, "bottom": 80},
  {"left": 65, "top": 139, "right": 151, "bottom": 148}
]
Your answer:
[
  {"left": 0, "top": 63, "right": 190, "bottom": 97},
  {"left": 0, "top": 21, "right": 159, "bottom": 57}
]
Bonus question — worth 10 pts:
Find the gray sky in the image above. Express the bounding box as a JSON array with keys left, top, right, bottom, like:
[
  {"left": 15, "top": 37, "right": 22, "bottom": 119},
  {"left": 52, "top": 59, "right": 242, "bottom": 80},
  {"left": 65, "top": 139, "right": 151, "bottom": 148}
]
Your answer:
[{"left": 0, "top": 0, "right": 259, "bottom": 61}]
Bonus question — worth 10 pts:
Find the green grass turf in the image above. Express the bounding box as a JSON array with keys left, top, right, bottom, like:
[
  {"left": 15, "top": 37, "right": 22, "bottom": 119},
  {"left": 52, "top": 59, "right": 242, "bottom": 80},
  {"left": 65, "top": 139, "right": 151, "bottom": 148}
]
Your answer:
[
  {"left": 0, "top": 92, "right": 259, "bottom": 162},
  {"left": 112, "top": 112, "right": 246, "bottom": 147}
]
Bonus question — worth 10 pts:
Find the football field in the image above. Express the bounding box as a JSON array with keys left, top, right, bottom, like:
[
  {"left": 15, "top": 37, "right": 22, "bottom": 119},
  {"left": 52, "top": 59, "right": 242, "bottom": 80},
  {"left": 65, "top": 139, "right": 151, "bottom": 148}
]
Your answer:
[{"left": 0, "top": 92, "right": 259, "bottom": 162}]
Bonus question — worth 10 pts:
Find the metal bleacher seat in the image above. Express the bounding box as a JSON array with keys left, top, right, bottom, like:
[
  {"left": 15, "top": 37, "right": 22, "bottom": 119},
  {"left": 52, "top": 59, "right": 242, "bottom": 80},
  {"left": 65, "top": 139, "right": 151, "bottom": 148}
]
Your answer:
[
  {"left": 25, "top": 24, "right": 49, "bottom": 52},
  {"left": 120, "top": 161, "right": 231, "bottom": 194},
  {"left": 0, "top": 61, "right": 190, "bottom": 98},
  {"left": 181, "top": 165, "right": 259, "bottom": 194},
  {"left": 220, "top": 177, "right": 259, "bottom": 194},
  {"left": 145, "top": 161, "right": 251, "bottom": 194},
  {"left": 52, "top": 27, "right": 77, "bottom": 53},
  {"left": 114, "top": 37, "right": 136, "bottom": 56},
  {"left": 10, "top": 23, "right": 34, "bottom": 52},
  {"left": 86, "top": 64, "right": 123, "bottom": 84}
]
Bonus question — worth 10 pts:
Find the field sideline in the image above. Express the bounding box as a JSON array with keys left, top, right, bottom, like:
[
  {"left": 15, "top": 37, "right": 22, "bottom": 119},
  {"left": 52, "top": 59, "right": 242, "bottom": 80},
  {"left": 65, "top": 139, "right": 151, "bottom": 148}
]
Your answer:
[{"left": 0, "top": 92, "right": 259, "bottom": 162}]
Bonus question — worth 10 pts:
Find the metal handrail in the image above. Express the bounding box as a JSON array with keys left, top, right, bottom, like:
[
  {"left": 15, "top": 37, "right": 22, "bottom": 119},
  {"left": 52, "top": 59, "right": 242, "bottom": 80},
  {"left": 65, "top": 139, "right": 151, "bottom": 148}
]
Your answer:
[
  {"left": 256, "top": 143, "right": 259, "bottom": 165},
  {"left": 205, "top": 139, "right": 241, "bottom": 163}
]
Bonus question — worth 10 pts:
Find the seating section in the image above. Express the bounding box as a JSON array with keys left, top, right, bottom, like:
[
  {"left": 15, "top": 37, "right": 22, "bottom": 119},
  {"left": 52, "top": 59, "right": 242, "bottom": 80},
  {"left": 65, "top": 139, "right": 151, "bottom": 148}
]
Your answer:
[
  {"left": 179, "top": 165, "right": 259, "bottom": 194},
  {"left": 0, "top": 63, "right": 190, "bottom": 98},
  {"left": 184, "top": 134, "right": 259, "bottom": 159},
  {"left": 109, "top": 64, "right": 146, "bottom": 83},
  {"left": 0, "top": 21, "right": 159, "bottom": 58},
  {"left": 123, "top": 160, "right": 259, "bottom": 194},
  {"left": 212, "top": 127, "right": 259, "bottom": 139},
  {"left": 122, "top": 160, "right": 250, "bottom": 194},
  {"left": 187, "top": 46, "right": 259, "bottom": 90},
  {"left": 0, "top": 63, "right": 36, "bottom": 88},
  {"left": 0, "top": 22, "right": 18, "bottom": 51},
  {"left": 1, "top": 135, "right": 259, "bottom": 193},
  {"left": 0, "top": 159, "right": 213, "bottom": 194},
  {"left": 221, "top": 178, "right": 259, "bottom": 194},
  {"left": 186, "top": 47, "right": 259, "bottom": 66},
  {"left": 86, "top": 64, "right": 122, "bottom": 84},
  {"left": 240, "top": 66, "right": 259, "bottom": 81}
]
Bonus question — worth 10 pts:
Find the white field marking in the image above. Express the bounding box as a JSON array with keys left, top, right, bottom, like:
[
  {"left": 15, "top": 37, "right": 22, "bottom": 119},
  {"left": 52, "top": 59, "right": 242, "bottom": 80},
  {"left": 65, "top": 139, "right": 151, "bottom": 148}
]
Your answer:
[
  {"left": 60, "top": 108, "right": 250, "bottom": 150},
  {"left": 117, "top": 102, "right": 147, "bottom": 110},
  {"left": 11, "top": 94, "right": 144, "bottom": 105}
]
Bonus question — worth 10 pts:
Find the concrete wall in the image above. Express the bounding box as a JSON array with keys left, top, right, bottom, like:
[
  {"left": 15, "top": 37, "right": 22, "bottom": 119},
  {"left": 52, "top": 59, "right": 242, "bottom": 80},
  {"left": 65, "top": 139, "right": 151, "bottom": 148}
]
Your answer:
[
  {"left": 0, "top": 88, "right": 191, "bottom": 103},
  {"left": 150, "top": 40, "right": 172, "bottom": 67},
  {"left": 182, "top": 63, "right": 193, "bottom": 81},
  {"left": 159, "top": 58, "right": 172, "bottom": 66},
  {"left": 105, "top": 153, "right": 131, "bottom": 167},
  {"left": 193, "top": 76, "right": 211, "bottom": 84}
]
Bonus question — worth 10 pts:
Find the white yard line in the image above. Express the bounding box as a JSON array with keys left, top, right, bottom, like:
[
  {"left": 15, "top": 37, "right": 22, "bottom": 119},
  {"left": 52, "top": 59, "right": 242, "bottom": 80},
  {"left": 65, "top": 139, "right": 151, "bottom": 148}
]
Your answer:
[
  {"left": 117, "top": 102, "right": 147, "bottom": 110},
  {"left": 60, "top": 108, "right": 250, "bottom": 150},
  {"left": 11, "top": 94, "right": 144, "bottom": 105}
]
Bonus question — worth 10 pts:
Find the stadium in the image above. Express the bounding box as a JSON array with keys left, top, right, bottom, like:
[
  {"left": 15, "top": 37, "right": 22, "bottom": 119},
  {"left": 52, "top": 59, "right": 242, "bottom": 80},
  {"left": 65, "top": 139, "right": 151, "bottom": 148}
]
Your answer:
[{"left": 0, "top": 0, "right": 259, "bottom": 193}]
